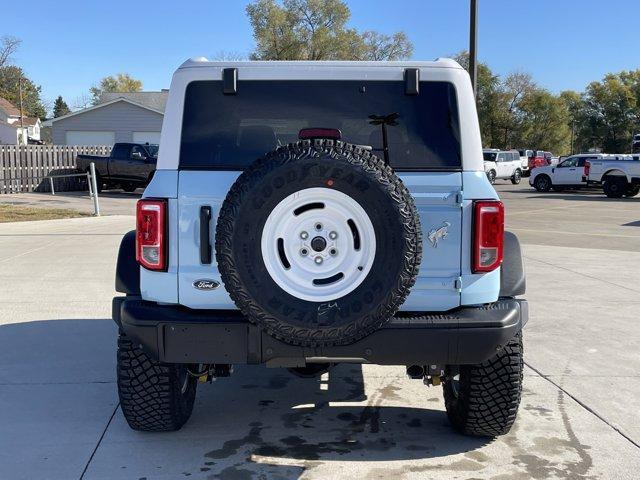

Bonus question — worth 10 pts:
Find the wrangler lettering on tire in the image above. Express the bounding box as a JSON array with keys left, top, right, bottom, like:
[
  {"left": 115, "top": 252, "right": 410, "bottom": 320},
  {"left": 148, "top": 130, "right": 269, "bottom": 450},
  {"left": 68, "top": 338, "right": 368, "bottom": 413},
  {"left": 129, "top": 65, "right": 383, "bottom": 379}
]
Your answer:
[{"left": 215, "top": 139, "right": 422, "bottom": 347}]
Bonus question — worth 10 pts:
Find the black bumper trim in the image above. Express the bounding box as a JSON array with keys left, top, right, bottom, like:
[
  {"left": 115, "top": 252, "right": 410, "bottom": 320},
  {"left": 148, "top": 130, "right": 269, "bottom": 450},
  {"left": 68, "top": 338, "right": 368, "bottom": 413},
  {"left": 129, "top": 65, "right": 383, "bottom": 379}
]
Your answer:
[{"left": 113, "top": 297, "right": 528, "bottom": 366}]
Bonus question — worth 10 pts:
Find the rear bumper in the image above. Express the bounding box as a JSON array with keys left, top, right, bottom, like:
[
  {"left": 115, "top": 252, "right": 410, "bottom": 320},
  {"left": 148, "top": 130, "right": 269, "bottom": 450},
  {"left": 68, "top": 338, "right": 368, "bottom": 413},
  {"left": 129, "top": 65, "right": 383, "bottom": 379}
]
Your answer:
[{"left": 113, "top": 297, "right": 528, "bottom": 367}]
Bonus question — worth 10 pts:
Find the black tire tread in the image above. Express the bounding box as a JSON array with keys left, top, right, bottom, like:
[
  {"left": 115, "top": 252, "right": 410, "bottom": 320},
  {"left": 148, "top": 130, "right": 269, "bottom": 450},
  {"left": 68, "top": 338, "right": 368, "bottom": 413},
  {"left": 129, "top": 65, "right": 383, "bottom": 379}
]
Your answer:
[
  {"left": 117, "top": 334, "right": 196, "bottom": 432},
  {"left": 443, "top": 332, "right": 523, "bottom": 437},
  {"left": 215, "top": 139, "right": 422, "bottom": 347}
]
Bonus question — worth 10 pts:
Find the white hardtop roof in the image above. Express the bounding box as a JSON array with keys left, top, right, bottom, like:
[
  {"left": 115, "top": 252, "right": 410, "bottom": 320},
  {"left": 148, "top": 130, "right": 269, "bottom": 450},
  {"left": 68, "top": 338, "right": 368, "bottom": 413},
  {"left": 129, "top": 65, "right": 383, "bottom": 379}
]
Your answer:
[{"left": 178, "top": 57, "right": 463, "bottom": 70}]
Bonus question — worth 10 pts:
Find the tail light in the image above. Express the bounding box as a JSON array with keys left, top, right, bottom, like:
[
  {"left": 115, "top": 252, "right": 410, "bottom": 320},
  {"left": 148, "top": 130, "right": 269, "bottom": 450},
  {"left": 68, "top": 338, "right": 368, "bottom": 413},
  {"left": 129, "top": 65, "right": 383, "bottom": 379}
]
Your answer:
[
  {"left": 584, "top": 161, "right": 590, "bottom": 176},
  {"left": 136, "top": 199, "right": 167, "bottom": 271},
  {"left": 472, "top": 200, "right": 504, "bottom": 273}
]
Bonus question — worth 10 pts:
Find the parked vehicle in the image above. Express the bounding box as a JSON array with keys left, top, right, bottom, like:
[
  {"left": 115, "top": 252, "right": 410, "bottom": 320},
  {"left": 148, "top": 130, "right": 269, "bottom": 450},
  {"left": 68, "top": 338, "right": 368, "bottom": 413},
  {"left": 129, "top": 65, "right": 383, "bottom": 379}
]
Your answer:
[
  {"left": 530, "top": 154, "right": 598, "bottom": 192},
  {"left": 528, "top": 150, "right": 549, "bottom": 171},
  {"left": 483, "top": 149, "right": 523, "bottom": 184},
  {"left": 547, "top": 153, "right": 560, "bottom": 166},
  {"left": 584, "top": 154, "right": 640, "bottom": 197},
  {"left": 633, "top": 134, "right": 640, "bottom": 154},
  {"left": 112, "top": 59, "right": 528, "bottom": 437},
  {"left": 76, "top": 142, "right": 158, "bottom": 192},
  {"left": 517, "top": 149, "right": 533, "bottom": 176}
]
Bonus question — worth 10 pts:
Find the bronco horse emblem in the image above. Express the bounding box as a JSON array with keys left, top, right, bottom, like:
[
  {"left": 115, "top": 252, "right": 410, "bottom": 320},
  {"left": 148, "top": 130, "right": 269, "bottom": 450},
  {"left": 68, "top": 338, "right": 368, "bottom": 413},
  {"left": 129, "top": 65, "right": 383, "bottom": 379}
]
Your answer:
[{"left": 427, "top": 221, "right": 451, "bottom": 248}]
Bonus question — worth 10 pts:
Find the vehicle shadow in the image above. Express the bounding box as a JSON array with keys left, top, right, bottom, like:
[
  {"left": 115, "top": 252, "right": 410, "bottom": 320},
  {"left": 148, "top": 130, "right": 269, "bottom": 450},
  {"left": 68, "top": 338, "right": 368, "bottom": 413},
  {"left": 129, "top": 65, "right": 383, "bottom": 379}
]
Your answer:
[{"left": 0, "top": 319, "right": 490, "bottom": 479}]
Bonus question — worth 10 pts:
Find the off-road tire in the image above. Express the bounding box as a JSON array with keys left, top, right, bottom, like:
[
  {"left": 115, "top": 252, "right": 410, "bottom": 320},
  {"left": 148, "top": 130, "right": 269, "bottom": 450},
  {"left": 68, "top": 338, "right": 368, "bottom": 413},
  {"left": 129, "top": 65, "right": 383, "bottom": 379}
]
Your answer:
[
  {"left": 117, "top": 334, "right": 197, "bottom": 432},
  {"left": 487, "top": 170, "right": 496, "bottom": 184},
  {"left": 603, "top": 177, "right": 626, "bottom": 198},
  {"left": 216, "top": 139, "right": 422, "bottom": 347},
  {"left": 511, "top": 169, "right": 522, "bottom": 185},
  {"left": 122, "top": 183, "right": 137, "bottom": 193},
  {"left": 443, "top": 332, "right": 523, "bottom": 437},
  {"left": 533, "top": 175, "right": 551, "bottom": 192},
  {"left": 624, "top": 185, "right": 640, "bottom": 197}
]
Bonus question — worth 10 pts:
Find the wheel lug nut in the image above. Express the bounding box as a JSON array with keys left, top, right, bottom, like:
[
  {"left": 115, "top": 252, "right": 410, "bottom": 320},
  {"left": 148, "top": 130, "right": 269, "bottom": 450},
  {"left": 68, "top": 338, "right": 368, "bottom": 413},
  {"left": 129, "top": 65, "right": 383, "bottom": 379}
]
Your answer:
[
  {"left": 300, "top": 231, "right": 309, "bottom": 240},
  {"left": 315, "top": 223, "right": 322, "bottom": 231},
  {"left": 329, "top": 248, "right": 337, "bottom": 256},
  {"left": 300, "top": 248, "right": 308, "bottom": 256},
  {"left": 329, "top": 231, "right": 338, "bottom": 240},
  {"left": 314, "top": 256, "right": 323, "bottom": 265}
]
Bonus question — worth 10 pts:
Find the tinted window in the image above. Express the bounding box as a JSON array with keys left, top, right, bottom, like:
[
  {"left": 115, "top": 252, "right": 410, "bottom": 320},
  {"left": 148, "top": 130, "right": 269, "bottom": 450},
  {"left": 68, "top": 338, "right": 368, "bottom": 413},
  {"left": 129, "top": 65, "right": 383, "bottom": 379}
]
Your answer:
[
  {"left": 483, "top": 152, "right": 497, "bottom": 161},
  {"left": 111, "top": 144, "right": 130, "bottom": 160},
  {"left": 180, "top": 80, "right": 461, "bottom": 170},
  {"left": 145, "top": 145, "right": 159, "bottom": 157},
  {"left": 131, "top": 146, "right": 146, "bottom": 161}
]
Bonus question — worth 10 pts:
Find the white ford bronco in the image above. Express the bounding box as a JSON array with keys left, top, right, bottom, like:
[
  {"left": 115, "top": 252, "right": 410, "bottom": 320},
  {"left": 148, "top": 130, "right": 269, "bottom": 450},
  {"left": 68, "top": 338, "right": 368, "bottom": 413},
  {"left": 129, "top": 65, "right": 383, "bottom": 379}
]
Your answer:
[{"left": 113, "top": 58, "right": 528, "bottom": 437}]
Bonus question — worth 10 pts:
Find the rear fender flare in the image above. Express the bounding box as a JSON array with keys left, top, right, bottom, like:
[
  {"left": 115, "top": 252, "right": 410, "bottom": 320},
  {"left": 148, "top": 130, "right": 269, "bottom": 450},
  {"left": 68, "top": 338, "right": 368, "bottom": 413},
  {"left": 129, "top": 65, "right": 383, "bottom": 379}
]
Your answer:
[
  {"left": 500, "top": 231, "right": 526, "bottom": 298},
  {"left": 115, "top": 230, "right": 140, "bottom": 295}
]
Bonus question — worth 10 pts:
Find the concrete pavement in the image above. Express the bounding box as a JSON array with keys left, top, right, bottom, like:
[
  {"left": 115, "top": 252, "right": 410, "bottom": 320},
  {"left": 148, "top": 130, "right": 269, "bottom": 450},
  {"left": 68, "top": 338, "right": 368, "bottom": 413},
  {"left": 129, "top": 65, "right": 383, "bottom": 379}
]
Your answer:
[{"left": 1, "top": 182, "right": 639, "bottom": 479}]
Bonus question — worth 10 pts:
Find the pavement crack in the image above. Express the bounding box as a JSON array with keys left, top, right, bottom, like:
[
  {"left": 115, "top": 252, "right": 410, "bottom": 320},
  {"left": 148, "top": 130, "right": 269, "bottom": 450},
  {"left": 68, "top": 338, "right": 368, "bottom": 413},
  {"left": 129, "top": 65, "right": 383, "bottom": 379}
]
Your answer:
[
  {"left": 79, "top": 402, "right": 119, "bottom": 480},
  {"left": 525, "top": 361, "right": 640, "bottom": 450}
]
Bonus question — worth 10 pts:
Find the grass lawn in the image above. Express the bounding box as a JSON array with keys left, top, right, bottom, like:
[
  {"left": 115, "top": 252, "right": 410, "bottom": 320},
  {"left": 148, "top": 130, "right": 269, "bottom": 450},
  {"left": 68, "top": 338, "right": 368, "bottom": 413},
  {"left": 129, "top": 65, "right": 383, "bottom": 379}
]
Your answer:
[{"left": 0, "top": 204, "right": 91, "bottom": 222}]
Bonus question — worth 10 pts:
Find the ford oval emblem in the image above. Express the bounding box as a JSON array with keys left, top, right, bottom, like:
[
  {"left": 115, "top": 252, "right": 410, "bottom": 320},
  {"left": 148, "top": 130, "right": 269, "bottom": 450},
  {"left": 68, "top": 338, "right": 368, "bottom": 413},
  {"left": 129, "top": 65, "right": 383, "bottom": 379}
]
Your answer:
[{"left": 193, "top": 279, "right": 220, "bottom": 291}]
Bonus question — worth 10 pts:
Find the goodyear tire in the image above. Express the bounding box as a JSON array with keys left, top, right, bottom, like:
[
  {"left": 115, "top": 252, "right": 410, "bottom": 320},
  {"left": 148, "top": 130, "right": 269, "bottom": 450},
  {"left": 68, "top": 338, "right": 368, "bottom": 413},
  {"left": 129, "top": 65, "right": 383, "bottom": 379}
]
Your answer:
[
  {"left": 117, "top": 334, "right": 197, "bottom": 432},
  {"left": 216, "top": 139, "right": 422, "bottom": 347},
  {"left": 443, "top": 332, "right": 524, "bottom": 437}
]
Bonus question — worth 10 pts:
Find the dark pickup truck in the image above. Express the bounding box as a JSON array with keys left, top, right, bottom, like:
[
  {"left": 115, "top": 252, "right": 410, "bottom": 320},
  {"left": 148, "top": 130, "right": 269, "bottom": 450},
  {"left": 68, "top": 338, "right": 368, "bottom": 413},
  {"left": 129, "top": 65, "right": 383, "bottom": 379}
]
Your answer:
[{"left": 76, "top": 142, "right": 158, "bottom": 192}]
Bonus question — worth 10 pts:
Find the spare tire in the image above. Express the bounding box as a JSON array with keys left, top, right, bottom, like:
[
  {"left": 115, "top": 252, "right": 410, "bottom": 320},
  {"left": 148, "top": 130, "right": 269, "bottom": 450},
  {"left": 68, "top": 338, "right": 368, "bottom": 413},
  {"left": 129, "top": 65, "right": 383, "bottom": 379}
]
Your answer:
[{"left": 215, "top": 139, "right": 422, "bottom": 347}]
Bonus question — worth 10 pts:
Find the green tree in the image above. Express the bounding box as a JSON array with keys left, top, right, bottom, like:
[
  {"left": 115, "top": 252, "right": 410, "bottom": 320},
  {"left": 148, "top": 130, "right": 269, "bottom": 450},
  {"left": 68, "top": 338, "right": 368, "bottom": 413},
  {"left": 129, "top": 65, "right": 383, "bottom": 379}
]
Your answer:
[
  {"left": 0, "top": 65, "right": 46, "bottom": 120},
  {"left": 246, "top": 0, "right": 413, "bottom": 60},
  {"left": 90, "top": 73, "right": 143, "bottom": 104},
  {"left": 580, "top": 73, "right": 637, "bottom": 152},
  {"left": 53, "top": 95, "right": 71, "bottom": 118},
  {"left": 518, "top": 90, "right": 571, "bottom": 153}
]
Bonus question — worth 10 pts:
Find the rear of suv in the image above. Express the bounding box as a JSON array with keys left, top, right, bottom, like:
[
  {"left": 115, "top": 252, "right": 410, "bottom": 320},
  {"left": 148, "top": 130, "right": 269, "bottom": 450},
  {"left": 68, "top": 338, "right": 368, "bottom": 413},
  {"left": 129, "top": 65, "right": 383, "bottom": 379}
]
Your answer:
[{"left": 113, "top": 59, "right": 528, "bottom": 437}]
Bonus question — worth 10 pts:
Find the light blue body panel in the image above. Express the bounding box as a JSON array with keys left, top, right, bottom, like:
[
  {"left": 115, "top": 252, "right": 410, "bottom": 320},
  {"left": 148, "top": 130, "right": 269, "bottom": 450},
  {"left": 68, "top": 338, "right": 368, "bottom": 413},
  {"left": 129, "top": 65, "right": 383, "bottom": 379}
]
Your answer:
[
  {"left": 140, "top": 170, "right": 179, "bottom": 303},
  {"left": 140, "top": 169, "right": 501, "bottom": 310},
  {"left": 460, "top": 171, "right": 501, "bottom": 305}
]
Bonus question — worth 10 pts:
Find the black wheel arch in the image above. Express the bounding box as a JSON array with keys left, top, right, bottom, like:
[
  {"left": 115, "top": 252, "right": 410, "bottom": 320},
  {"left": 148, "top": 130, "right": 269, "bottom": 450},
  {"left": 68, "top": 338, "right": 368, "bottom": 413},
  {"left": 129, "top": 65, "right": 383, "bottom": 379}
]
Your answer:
[
  {"left": 500, "top": 231, "right": 526, "bottom": 297},
  {"left": 115, "top": 230, "right": 140, "bottom": 295}
]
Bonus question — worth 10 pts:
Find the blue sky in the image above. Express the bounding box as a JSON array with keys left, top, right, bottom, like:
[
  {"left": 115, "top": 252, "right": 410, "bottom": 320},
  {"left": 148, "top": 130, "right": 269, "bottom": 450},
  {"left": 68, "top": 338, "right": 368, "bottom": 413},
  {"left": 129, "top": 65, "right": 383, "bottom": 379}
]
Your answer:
[{"left": 3, "top": 0, "right": 638, "bottom": 113}]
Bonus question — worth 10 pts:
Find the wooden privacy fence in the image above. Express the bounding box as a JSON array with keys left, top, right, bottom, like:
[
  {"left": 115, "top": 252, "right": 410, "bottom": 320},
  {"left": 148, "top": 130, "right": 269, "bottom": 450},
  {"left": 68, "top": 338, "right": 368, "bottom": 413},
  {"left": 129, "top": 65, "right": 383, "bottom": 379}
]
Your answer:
[{"left": 0, "top": 145, "right": 112, "bottom": 194}]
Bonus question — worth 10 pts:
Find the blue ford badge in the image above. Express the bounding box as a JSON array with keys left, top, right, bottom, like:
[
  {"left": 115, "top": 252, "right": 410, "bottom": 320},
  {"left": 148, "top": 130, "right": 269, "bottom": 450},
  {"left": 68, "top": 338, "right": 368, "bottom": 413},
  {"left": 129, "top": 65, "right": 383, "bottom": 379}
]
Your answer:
[{"left": 193, "top": 279, "right": 220, "bottom": 290}]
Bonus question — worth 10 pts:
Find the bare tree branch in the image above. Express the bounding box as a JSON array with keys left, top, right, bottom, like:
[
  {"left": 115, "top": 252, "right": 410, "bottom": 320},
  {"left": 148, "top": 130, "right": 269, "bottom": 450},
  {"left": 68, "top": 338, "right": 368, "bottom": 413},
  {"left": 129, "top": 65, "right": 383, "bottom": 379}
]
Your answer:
[{"left": 0, "top": 36, "right": 21, "bottom": 69}]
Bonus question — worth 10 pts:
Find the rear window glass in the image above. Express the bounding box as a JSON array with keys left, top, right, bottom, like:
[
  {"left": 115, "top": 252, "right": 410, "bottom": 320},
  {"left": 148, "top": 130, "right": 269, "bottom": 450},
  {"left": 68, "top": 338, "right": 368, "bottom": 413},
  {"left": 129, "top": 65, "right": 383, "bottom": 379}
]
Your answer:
[{"left": 180, "top": 80, "right": 461, "bottom": 171}]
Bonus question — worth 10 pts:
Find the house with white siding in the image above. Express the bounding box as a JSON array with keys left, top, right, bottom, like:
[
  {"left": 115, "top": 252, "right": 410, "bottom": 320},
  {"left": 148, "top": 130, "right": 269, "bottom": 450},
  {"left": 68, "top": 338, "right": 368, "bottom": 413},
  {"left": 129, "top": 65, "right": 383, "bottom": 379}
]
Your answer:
[
  {"left": 0, "top": 97, "right": 41, "bottom": 144},
  {"left": 48, "top": 91, "right": 168, "bottom": 146}
]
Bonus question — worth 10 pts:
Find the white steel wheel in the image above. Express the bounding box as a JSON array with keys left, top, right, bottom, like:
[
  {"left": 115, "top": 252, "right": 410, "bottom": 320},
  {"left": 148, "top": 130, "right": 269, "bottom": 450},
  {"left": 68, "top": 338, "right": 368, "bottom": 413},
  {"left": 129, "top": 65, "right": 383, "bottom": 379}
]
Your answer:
[{"left": 261, "top": 187, "right": 376, "bottom": 302}]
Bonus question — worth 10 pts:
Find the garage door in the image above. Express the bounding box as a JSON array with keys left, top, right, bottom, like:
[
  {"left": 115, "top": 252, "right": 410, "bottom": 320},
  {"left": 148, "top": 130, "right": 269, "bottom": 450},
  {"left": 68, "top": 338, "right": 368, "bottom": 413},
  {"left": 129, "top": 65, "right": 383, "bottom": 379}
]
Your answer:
[
  {"left": 66, "top": 131, "right": 115, "bottom": 146},
  {"left": 133, "top": 131, "right": 161, "bottom": 144}
]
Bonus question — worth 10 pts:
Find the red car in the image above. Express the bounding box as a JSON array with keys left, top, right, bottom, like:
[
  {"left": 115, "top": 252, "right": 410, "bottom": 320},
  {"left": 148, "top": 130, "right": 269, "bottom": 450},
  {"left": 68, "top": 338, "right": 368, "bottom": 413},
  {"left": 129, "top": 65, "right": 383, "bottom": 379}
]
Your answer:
[{"left": 528, "top": 150, "right": 550, "bottom": 171}]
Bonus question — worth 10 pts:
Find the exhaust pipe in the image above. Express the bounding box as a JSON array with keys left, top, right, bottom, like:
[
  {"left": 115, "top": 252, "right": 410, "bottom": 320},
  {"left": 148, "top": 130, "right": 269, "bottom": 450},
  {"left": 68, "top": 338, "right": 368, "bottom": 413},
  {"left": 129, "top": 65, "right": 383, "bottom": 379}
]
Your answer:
[{"left": 406, "top": 365, "right": 425, "bottom": 379}]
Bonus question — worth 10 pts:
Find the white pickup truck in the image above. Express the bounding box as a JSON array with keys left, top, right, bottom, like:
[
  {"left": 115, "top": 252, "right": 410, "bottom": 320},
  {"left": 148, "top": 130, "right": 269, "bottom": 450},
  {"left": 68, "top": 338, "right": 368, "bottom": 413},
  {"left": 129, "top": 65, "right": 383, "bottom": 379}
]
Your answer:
[{"left": 584, "top": 155, "right": 640, "bottom": 198}]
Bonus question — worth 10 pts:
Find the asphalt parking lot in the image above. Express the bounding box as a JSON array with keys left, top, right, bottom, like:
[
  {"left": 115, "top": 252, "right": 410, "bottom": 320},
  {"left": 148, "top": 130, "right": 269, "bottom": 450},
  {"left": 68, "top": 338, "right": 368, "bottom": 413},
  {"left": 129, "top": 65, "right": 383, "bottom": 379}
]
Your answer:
[{"left": 1, "top": 180, "right": 639, "bottom": 479}]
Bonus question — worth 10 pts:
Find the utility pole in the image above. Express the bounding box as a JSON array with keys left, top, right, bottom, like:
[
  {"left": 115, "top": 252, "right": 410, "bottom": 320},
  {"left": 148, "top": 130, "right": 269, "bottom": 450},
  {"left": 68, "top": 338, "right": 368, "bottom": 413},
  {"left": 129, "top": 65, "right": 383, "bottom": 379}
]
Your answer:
[
  {"left": 570, "top": 120, "right": 575, "bottom": 155},
  {"left": 469, "top": 0, "right": 478, "bottom": 97},
  {"left": 18, "top": 77, "right": 25, "bottom": 145}
]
